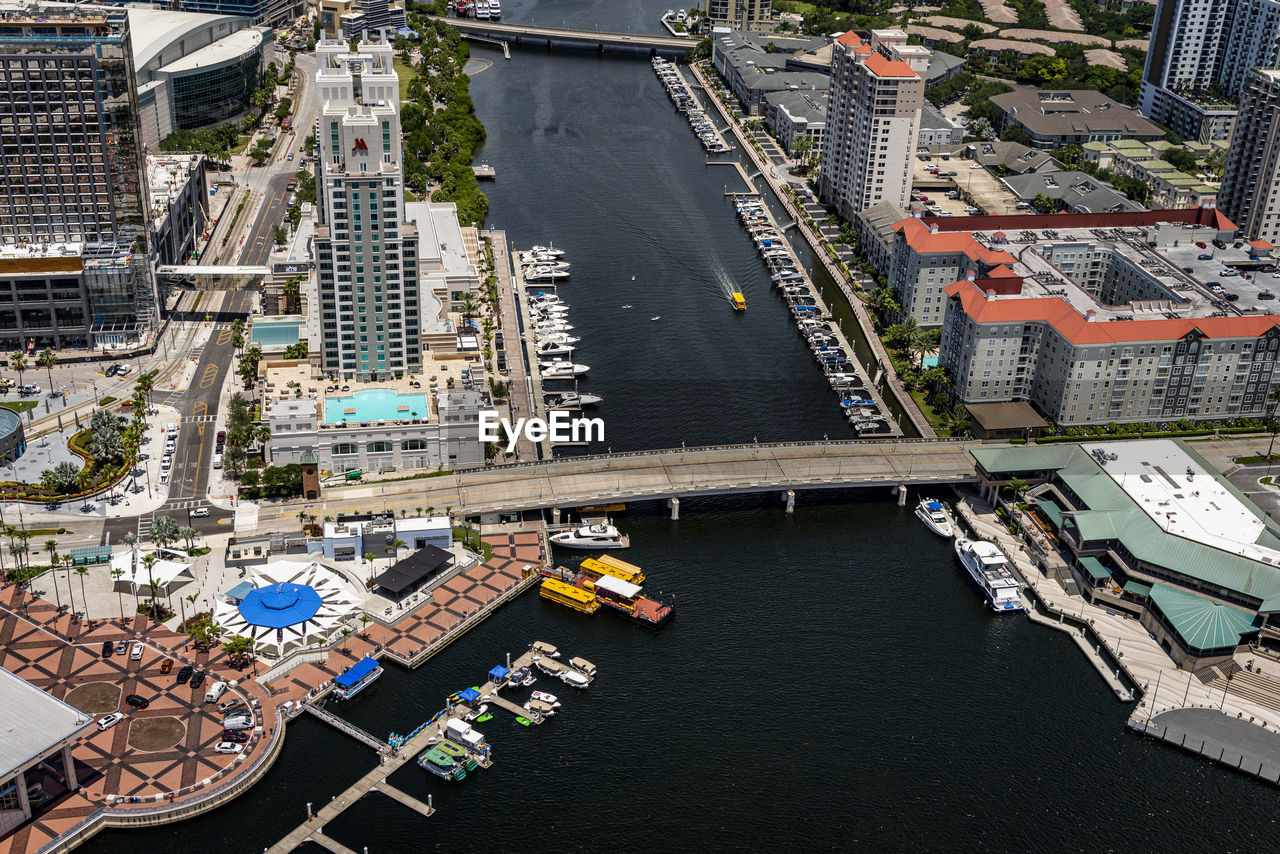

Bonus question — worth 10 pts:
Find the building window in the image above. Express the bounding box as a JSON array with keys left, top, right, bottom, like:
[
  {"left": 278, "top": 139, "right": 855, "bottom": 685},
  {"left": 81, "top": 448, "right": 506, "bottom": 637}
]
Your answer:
[
  {"left": 368, "top": 440, "right": 392, "bottom": 453},
  {"left": 333, "top": 443, "right": 358, "bottom": 455}
]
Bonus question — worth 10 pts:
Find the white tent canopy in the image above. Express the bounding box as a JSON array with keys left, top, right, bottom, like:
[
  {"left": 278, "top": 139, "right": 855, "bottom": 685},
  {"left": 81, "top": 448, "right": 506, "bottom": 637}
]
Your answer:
[{"left": 111, "top": 547, "right": 193, "bottom": 594}]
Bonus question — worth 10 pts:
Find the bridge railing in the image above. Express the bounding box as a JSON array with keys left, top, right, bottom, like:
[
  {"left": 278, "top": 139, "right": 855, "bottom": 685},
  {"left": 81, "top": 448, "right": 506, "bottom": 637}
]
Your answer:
[{"left": 466, "top": 436, "right": 975, "bottom": 476}]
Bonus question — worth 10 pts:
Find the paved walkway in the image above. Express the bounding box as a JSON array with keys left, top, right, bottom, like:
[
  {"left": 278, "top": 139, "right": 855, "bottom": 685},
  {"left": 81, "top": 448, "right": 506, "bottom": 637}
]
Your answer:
[
  {"left": 489, "top": 231, "right": 537, "bottom": 461},
  {"left": 1135, "top": 707, "right": 1280, "bottom": 783}
]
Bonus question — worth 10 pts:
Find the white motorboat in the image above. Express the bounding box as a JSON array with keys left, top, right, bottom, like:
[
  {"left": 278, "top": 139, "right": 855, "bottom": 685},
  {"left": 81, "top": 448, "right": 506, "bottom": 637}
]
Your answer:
[
  {"left": 530, "top": 244, "right": 565, "bottom": 257},
  {"left": 521, "top": 251, "right": 569, "bottom": 267},
  {"left": 474, "top": 0, "right": 490, "bottom": 17},
  {"left": 549, "top": 522, "right": 629, "bottom": 549},
  {"left": 536, "top": 332, "right": 580, "bottom": 345},
  {"left": 533, "top": 304, "right": 570, "bottom": 315},
  {"left": 465, "top": 703, "right": 489, "bottom": 721},
  {"left": 545, "top": 391, "right": 602, "bottom": 408},
  {"left": 524, "top": 266, "right": 570, "bottom": 282},
  {"left": 535, "top": 321, "right": 574, "bottom": 333},
  {"left": 540, "top": 361, "right": 590, "bottom": 378},
  {"left": 954, "top": 538, "right": 1024, "bottom": 613},
  {"left": 488, "top": 0, "right": 502, "bottom": 17},
  {"left": 537, "top": 341, "right": 574, "bottom": 357},
  {"left": 916, "top": 498, "right": 955, "bottom": 538},
  {"left": 560, "top": 669, "right": 590, "bottom": 689},
  {"left": 522, "top": 675, "right": 536, "bottom": 687},
  {"left": 532, "top": 641, "right": 561, "bottom": 659},
  {"left": 530, "top": 691, "right": 561, "bottom": 708}
]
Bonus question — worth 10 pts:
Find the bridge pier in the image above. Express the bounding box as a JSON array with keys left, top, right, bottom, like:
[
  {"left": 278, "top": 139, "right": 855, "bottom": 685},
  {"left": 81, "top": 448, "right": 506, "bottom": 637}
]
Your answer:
[
  {"left": 784, "top": 489, "right": 795, "bottom": 514},
  {"left": 897, "top": 485, "right": 908, "bottom": 506},
  {"left": 667, "top": 497, "right": 680, "bottom": 520},
  {"left": 598, "top": 43, "right": 604, "bottom": 53}
]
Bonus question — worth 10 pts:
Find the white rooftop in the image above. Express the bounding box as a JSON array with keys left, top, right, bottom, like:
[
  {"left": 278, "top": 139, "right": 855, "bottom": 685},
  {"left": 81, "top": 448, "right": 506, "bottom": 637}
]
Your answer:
[
  {"left": 0, "top": 668, "right": 94, "bottom": 780},
  {"left": 0, "top": 242, "right": 82, "bottom": 260},
  {"left": 1085, "top": 440, "right": 1280, "bottom": 563}
]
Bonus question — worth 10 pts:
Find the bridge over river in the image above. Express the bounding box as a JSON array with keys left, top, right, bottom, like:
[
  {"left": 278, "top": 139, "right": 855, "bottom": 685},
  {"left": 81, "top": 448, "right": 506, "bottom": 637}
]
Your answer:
[
  {"left": 428, "top": 15, "right": 696, "bottom": 53},
  {"left": 254, "top": 439, "right": 982, "bottom": 530}
]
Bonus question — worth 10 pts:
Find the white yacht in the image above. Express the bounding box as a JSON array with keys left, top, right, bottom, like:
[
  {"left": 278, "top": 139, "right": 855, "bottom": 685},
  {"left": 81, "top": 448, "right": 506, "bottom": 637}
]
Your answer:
[
  {"left": 535, "top": 320, "right": 573, "bottom": 332},
  {"left": 560, "top": 669, "right": 591, "bottom": 689},
  {"left": 536, "top": 341, "right": 574, "bottom": 357},
  {"left": 488, "top": 0, "right": 502, "bottom": 17},
  {"left": 545, "top": 391, "right": 602, "bottom": 408},
  {"left": 533, "top": 303, "right": 570, "bottom": 315},
  {"left": 915, "top": 498, "right": 954, "bottom": 538},
  {"left": 530, "top": 244, "right": 565, "bottom": 257},
  {"left": 954, "top": 538, "right": 1024, "bottom": 613},
  {"left": 540, "top": 361, "right": 590, "bottom": 378},
  {"left": 549, "top": 522, "right": 629, "bottom": 549},
  {"left": 524, "top": 266, "right": 570, "bottom": 282},
  {"left": 536, "top": 332, "right": 580, "bottom": 345},
  {"left": 474, "top": 0, "right": 490, "bottom": 17}
]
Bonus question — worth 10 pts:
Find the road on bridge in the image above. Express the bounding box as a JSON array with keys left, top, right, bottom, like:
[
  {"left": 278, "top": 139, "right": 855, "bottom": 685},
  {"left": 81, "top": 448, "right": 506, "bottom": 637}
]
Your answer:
[{"left": 251, "top": 440, "right": 983, "bottom": 531}]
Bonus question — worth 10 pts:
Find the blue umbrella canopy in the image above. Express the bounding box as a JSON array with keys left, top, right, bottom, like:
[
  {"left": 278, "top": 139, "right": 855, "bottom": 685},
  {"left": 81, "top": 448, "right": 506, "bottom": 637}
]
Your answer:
[{"left": 237, "top": 582, "right": 323, "bottom": 629}]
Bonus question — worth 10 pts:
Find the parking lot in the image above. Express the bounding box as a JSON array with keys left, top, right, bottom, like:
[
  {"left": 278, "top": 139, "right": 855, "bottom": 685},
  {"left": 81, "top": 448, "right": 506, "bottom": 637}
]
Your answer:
[
  {"left": 1160, "top": 239, "right": 1280, "bottom": 314},
  {"left": 912, "top": 158, "right": 1026, "bottom": 217}
]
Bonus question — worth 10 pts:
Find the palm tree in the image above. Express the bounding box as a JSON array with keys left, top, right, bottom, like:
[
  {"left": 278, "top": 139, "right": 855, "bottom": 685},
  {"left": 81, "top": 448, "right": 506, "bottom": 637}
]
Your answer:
[
  {"left": 1003, "top": 476, "right": 1029, "bottom": 501},
  {"left": 457, "top": 293, "right": 480, "bottom": 328},
  {"left": 282, "top": 276, "right": 302, "bottom": 313},
  {"left": 416, "top": 506, "right": 424, "bottom": 517},
  {"left": 364, "top": 551, "right": 376, "bottom": 583},
  {"left": 358, "top": 613, "right": 372, "bottom": 637},
  {"left": 37, "top": 348, "right": 56, "bottom": 393},
  {"left": 10, "top": 351, "right": 26, "bottom": 388},
  {"left": 110, "top": 567, "right": 125, "bottom": 619},
  {"left": 44, "top": 539, "right": 57, "bottom": 567},
  {"left": 141, "top": 552, "right": 161, "bottom": 622},
  {"left": 386, "top": 538, "right": 406, "bottom": 556},
  {"left": 74, "top": 565, "right": 88, "bottom": 619}
]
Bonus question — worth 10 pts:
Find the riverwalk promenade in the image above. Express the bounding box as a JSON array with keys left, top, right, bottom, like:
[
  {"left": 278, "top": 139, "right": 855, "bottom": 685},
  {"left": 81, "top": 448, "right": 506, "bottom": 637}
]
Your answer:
[
  {"left": 953, "top": 493, "right": 1280, "bottom": 784},
  {"left": 689, "top": 62, "right": 935, "bottom": 439},
  {"left": 488, "top": 230, "right": 539, "bottom": 461}
]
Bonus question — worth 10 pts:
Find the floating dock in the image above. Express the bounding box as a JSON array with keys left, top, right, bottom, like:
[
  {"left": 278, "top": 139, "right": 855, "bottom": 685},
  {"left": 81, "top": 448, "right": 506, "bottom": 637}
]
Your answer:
[{"left": 539, "top": 558, "right": 674, "bottom": 627}]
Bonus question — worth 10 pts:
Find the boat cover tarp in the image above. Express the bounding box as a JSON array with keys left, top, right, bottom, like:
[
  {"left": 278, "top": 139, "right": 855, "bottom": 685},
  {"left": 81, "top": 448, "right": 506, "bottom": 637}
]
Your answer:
[
  {"left": 457, "top": 687, "right": 481, "bottom": 703},
  {"left": 488, "top": 665, "right": 510, "bottom": 680},
  {"left": 335, "top": 656, "right": 380, "bottom": 689},
  {"left": 593, "top": 573, "right": 642, "bottom": 600}
]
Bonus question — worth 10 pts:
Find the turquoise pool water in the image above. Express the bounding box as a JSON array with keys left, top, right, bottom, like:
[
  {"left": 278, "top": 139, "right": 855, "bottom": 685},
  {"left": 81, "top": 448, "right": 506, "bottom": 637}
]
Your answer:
[{"left": 322, "top": 389, "right": 430, "bottom": 424}]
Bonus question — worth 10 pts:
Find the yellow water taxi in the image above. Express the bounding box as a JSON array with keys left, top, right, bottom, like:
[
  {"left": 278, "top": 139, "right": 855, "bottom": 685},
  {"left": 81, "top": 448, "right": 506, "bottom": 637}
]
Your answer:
[{"left": 731, "top": 291, "right": 746, "bottom": 310}]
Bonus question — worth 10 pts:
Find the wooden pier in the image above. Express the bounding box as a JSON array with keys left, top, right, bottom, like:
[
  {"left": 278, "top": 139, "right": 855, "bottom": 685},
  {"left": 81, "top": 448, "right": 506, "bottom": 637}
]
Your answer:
[
  {"left": 372, "top": 782, "right": 436, "bottom": 818},
  {"left": 472, "top": 163, "right": 496, "bottom": 178}
]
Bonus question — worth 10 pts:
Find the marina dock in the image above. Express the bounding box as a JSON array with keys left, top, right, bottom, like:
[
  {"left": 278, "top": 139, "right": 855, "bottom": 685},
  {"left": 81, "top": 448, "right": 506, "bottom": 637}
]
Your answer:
[
  {"left": 472, "top": 163, "right": 496, "bottom": 178},
  {"left": 653, "top": 58, "right": 732, "bottom": 153},
  {"left": 716, "top": 172, "right": 901, "bottom": 437},
  {"left": 509, "top": 247, "right": 553, "bottom": 459},
  {"left": 268, "top": 642, "right": 594, "bottom": 852},
  {"left": 301, "top": 703, "right": 392, "bottom": 752}
]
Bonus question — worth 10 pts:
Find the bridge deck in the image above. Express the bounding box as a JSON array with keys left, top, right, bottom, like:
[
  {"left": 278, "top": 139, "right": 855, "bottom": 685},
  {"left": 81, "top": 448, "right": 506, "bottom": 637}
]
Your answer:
[{"left": 431, "top": 15, "right": 694, "bottom": 50}]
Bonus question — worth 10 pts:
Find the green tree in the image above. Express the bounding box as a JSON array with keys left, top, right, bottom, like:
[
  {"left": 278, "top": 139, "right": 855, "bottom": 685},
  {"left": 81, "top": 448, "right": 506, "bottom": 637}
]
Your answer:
[
  {"left": 37, "top": 348, "right": 56, "bottom": 392},
  {"left": 1032, "top": 193, "right": 1058, "bottom": 213},
  {"left": 238, "top": 346, "right": 263, "bottom": 388},
  {"left": 223, "top": 634, "right": 253, "bottom": 665},
  {"left": 1000, "top": 125, "right": 1030, "bottom": 145},
  {"left": 9, "top": 351, "right": 26, "bottom": 387},
  {"left": 89, "top": 408, "right": 124, "bottom": 465},
  {"left": 150, "top": 515, "right": 181, "bottom": 550}
]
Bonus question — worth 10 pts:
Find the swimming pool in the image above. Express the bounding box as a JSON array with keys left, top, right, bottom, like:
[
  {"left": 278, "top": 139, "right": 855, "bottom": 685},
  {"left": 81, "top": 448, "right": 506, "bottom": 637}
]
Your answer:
[{"left": 322, "top": 389, "right": 430, "bottom": 424}]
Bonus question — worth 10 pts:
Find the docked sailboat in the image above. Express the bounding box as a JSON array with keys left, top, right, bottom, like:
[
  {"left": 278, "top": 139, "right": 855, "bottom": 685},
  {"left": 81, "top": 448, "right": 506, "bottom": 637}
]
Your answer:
[
  {"left": 953, "top": 538, "right": 1023, "bottom": 613},
  {"left": 549, "top": 522, "right": 629, "bottom": 549},
  {"left": 915, "top": 498, "right": 955, "bottom": 538}
]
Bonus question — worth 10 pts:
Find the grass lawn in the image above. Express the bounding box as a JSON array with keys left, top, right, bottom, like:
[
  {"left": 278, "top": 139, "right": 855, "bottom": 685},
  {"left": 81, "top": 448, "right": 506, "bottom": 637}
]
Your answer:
[
  {"left": 773, "top": 0, "right": 818, "bottom": 12},
  {"left": 909, "top": 389, "right": 953, "bottom": 437},
  {"left": 394, "top": 57, "right": 415, "bottom": 103},
  {"left": 0, "top": 401, "right": 36, "bottom": 413},
  {"left": 453, "top": 527, "right": 493, "bottom": 561}
]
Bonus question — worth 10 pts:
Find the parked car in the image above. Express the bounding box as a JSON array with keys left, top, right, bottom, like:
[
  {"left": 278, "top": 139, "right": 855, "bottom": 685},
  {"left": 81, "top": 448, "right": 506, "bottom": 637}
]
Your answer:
[
  {"left": 214, "top": 742, "right": 244, "bottom": 755},
  {"left": 1226, "top": 293, "right": 1240, "bottom": 301},
  {"left": 212, "top": 454, "right": 222, "bottom": 469},
  {"left": 1260, "top": 290, "right": 1277, "bottom": 300},
  {"left": 104, "top": 364, "right": 120, "bottom": 377},
  {"left": 219, "top": 697, "right": 246, "bottom": 713},
  {"left": 161, "top": 659, "right": 173, "bottom": 674},
  {"left": 161, "top": 455, "right": 172, "bottom": 470},
  {"left": 116, "top": 364, "right": 133, "bottom": 376},
  {"left": 204, "top": 681, "right": 228, "bottom": 703},
  {"left": 19, "top": 384, "right": 40, "bottom": 396},
  {"left": 1198, "top": 254, "right": 1213, "bottom": 260},
  {"left": 96, "top": 713, "right": 124, "bottom": 731},
  {"left": 190, "top": 670, "right": 206, "bottom": 689},
  {"left": 223, "top": 716, "right": 254, "bottom": 731},
  {"left": 176, "top": 665, "right": 194, "bottom": 684},
  {"left": 115, "top": 640, "right": 129, "bottom": 655},
  {"left": 101, "top": 640, "right": 114, "bottom": 658},
  {"left": 125, "top": 694, "right": 150, "bottom": 709},
  {"left": 216, "top": 430, "right": 226, "bottom": 443},
  {"left": 130, "top": 642, "right": 144, "bottom": 661},
  {"left": 221, "top": 729, "right": 249, "bottom": 743},
  {"left": 159, "top": 472, "right": 170, "bottom": 486},
  {"left": 1213, "top": 239, "right": 1227, "bottom": 249},
  {"left": 1196, "top": 241, "right": 1207, "bottom": 249},
  {"left": 164, "top": 440, "right": 175, "bottom": 453},
  {"left": 1220, "top": 269, "right": 1240, "bottom": 277}
]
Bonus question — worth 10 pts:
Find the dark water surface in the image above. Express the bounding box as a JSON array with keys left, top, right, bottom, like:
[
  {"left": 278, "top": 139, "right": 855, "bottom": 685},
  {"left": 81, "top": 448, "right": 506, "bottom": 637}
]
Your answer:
[{"left": 74, "top": 7, "right": 1280, "bottom": 852}]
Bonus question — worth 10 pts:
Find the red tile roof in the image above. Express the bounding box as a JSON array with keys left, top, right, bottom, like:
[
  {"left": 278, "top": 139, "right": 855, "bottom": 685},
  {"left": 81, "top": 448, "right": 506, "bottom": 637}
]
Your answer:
[
  {"left": 921, "top": 207, "right": 1237, "bottom": 233},
  {"left": 892, "top": 217, "right": 1016, "bottom": 266},
  {"left": 944, "top": 279, "right": 1280, "bottom": 344},
  {"left": 864, "top": 51, "right": 917, "bottom": 78},
  {"left": 836, "top": 31, "right": 864, "bottom": 45},
  {"left": 1251, "top": 239, "right": 1274, "bottom": 249}
]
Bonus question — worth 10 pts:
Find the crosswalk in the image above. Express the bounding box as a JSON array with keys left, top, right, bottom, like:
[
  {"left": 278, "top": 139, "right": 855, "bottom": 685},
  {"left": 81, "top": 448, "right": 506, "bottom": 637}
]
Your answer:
[
  {"left": 136, "top": 499, "right": 214, "bottom": 540},
  {"left": 183, "top": 415, "right": 216, "bottom": 423}
]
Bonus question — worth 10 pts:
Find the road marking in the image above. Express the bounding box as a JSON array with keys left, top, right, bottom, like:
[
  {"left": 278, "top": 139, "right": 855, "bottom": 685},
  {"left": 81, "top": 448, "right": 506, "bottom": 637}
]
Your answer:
[
  {"left": 217, "top": 329, "right": 234, "bottom": 346},
  {"left": 199, "top": 365, "right": 218, "bottom": 389},
  {"left": 192, "top": 402, "right": 208, "bottom": 419},
  {"left": 217, "top": 518, "right": 232, "bottom": 526}
]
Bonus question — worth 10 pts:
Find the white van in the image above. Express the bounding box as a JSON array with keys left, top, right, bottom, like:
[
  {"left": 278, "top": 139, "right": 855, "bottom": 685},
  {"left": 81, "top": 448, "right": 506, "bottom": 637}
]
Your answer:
[
  {"left": 205, "top": 681, "right": 228, "bottom": 703},
  {"left": 213, "top": 454, "right": 223, "bottom": 469}
]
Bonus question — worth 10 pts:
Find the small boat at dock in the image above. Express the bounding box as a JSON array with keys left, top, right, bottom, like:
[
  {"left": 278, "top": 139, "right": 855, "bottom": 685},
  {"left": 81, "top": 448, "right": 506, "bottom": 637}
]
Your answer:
[
  {"left": 419, "top": 748, "right": 467, "bottom": 781},
  {"left": 545, "top": 391, "right": 603, "bottom": 408},
  {"left": 531, "top": 690, "right": 560, "bottom": 706},
  {"left": 549, "top": 522, "right": 629, "bottom": 549},
  {"left": 532, "top": 641, "right": 561, "bottom": 659},
  {"left": 560, "top": 669, "right": 590, "bottom": 689},
  {"left": 569, "top": 657, "right": 596, "bottom": 676},
  {"left": 540, "top": 361, "right": 590, "bottom": 378},
  {"left": 332, "top": 656, "right": 382, "bottom": 701},
  {"left": 916, "top": 498, "right": 955, "bottom": 538}
]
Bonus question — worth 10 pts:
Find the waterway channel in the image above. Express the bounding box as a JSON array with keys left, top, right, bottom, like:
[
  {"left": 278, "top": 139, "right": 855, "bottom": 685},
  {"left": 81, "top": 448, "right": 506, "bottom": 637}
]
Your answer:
[{"left": 68, "top": 8, "right": 1280, "bottom": 852}]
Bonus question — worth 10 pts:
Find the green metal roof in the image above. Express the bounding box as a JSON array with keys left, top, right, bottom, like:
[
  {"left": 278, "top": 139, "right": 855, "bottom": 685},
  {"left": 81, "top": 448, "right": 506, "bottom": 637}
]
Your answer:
[
  {"left": 1123, "top": 580, "right": 1152, "bottom": 598},
  {"left": 974, "top": 442, "right": 1280, "bottom": 610},
  {"left": 1036, "top": 498, "right": 1064, "bottom": 529},
  {"left": 1078, "top": 556, "right": 1111, "bottom": 582},
  {"left": 1149, "top": 583, "right": 1259, "bottom": 652}
]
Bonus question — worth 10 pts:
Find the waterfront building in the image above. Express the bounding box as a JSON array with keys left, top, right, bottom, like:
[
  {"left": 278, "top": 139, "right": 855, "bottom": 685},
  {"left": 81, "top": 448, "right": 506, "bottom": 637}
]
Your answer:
[
  {"left": 918, "top": 101, "right": 963, "bottom": 146},
  {"left": 1219, "top": 68, "right": 1280, "bottom": 245},
  {"left": 314, "top": 38, "right": 420, "bottom": 380},
  {"left": 212, "top": 561, "right": 361, "bottom": 660},
  {"left": 0, "top": 1, "right": 156, "bottom": 350},
  {"left": 0, "top": 668, "right": 94, "bottom": 836},
  {"left": 128, "top": 7, "right": 271, "bottom": 149},
  {"left": 762, "top": 89, "right": 826, "bottom": 155},
  {"left": 148, "top": 154, "right": 209, "bottom": 267},
  {"left": 320, "top": 514, "right": 451, "bottom": 561},
  {"left": 972, "top": 440, "right": 1276, "bottom": 669},
  {"left": 989, "top": 89, "right": 1164, "bottom": 149},
  {"left": 818, "top": 30, "right": 931, "bottom": 221},
  {"left": 169, "top": 0, "right": 303, "bottom": 28},
  {"left": 892, "top": 208, "right": 1280, "bottom": 428},
  {"left": 1138, "top": 0, "right": 1280, "bottom": 142},
  {"left": 710, "top": 30, "right": 828, "bottom": 115},
  {"left": 1001, "top": 171, "right": 1146, "bottom": 214},
  {"left": 855, "top": 200, "right": 907, "bottom": 279},
  {"left": 707, "top": 0, "right": 772, "bottom": 32},
  {"left": 263, "top": 364, "right": 484, "bottom": 472},
  {"left": 334, "top": 0, "right": 407, "bottom": 40}
]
